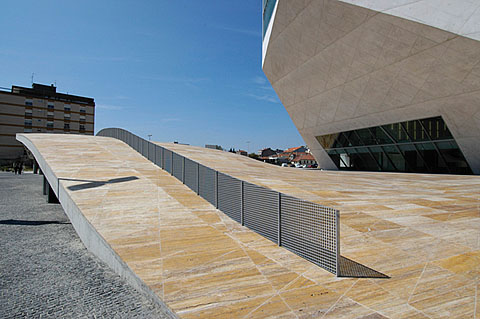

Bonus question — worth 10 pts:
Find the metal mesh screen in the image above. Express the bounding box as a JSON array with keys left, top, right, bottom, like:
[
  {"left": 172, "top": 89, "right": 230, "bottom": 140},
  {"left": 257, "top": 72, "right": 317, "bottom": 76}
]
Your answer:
[
  {"left": 280, "top": 195, "right": 338, "bottom": 274},
  {"left": 172, "top": 152, "right": 183, "bottom": 181},
  {"left": 184, "top": 158, "right": 198, "bottom": 193},
  {"left": 96, "top": 128, "right": 341, "bottom": 276},
  {"left": 148, "top": 142, "right": 155, "bottom": 162},
  {"left": 164, "top": 149, "right": 172, "bottom": 173},
  {"left": 155, "top": 146, "right": 163, "bottom": 168},
  {"left": 243, "top": 182, "right": 278, "bottom": 243},
  {"left": 142, "top": 139, "right": 149, "bottom": 157},
  {"left": 217, "top": 173, "right": 242, "bottom": 223},
  {"left": 198, "top": 164, "right": 215, "bottom": 205}
]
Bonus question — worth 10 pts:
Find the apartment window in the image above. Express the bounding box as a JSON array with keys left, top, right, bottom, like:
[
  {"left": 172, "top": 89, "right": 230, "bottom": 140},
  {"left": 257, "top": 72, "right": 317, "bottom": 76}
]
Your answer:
[
  {"left": 47, "top": 111, "right": 54, "bottom": 118},
  {"left": 24, "top": 119, "right": 32, "bottom": 127},
  {"left": 46, "top": 121, "right": 54, "bottom": 129},
  {"left": 47, "top": 103, "right": 54, "bottom": 110},
  {"left": 64, "top": 123, "right": 70, "bottom": 130},
  {"left": 64, "top": 104, "right": 71, "bottom": 111},
  {"left": 24, "top": 128, "right": 32, "bottom": 133},
  {"left": 80, "top": 107, "right": 86, "bottom": 113},
  {"left": 79, "top": 124, "right": 85, "bottom": 131},
  {"left": 25, "top": 109, "right": 33, "bottom": 117},
  {"left": 25, "top": 99, "right": 33, "bottom": 106},
  {"left": 64, "top": 113, "right": 71, "bottom": 120}
]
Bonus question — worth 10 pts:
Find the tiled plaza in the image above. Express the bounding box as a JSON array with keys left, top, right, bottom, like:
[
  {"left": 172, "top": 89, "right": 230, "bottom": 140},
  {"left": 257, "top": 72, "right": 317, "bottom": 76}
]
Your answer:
[{"left": 19, "top": 133, "right": 480, "bottom": 318}]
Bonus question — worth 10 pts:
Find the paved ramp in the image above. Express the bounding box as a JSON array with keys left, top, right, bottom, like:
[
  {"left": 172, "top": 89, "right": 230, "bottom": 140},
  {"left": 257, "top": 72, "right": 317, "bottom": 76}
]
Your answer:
[{"left": 17, "top": 133, "right": 480, "bottom": 318}]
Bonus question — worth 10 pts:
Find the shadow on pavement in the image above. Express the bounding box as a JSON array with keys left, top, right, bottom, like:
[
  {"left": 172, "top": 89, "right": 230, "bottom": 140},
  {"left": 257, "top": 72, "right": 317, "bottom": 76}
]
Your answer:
[
  {"left": 60, "top": 176, "right": 139, "bottom": 191},
  {"left": 0, "top": 219, "right": 71, "bottom": 226},
  {"left": 338, "top": 255, "right": 390, "bottom": 278}
]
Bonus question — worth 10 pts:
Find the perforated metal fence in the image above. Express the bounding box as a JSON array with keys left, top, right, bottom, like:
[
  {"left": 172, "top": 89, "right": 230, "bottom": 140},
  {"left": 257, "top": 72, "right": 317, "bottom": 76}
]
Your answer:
[
  {"left": 244, "top": 182, "right": 279, "bottom": 243},
  {"left": 217, "top": 173, "right": 242, "bottom": 223},
  {"left": 184, "top": 158, "right": 198, "bottom": 193},
  {"left": 172, "top": 152, "right": 183, "bottom": 181},
  {"left": 198, "top": 164, "right": 216, "bottom": 206},
  {"left": 97, "top": 128, "right": 340, "bottom": 276}
]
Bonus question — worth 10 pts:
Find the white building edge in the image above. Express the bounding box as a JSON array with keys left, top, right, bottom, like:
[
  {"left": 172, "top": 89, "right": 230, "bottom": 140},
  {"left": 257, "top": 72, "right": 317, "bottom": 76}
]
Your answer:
[{"left": 262, "top": 0, "right": 480, "bottom": 174}]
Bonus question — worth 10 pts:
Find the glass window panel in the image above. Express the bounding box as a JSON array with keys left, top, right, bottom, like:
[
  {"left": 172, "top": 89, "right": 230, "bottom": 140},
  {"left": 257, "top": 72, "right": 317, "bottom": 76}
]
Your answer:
[
  {"left": 370, "top": 127, "right": 393, "bottom": 145},
  {"left": 336, "top": 132, "right": 350, "bottom": 148},
  {"left": 356, "top": 128, "right": 376, "bottom": 145},
  {"left": 355, "top": 147, "right": 380, "bottom": 171},
  {"left": 345, "top": 131, "right": 363, "bottom": 147},
  {"left": 398, "top": 144, "right": 427, "bottom": 173},
  {"left": 315, "top": 116, "right": 471, "bottom": 174},
  {"left": 316, "top": 134, "right": 338, "bottom": 149},
  {"left": 436, "top": 141, "right": 472, "bottom": 174},
  {"left": 421, "top": 117, "right": 453, "bottom": 140},
  {"left": 382, "top": 145, "right": 403, "bottom": 172}
]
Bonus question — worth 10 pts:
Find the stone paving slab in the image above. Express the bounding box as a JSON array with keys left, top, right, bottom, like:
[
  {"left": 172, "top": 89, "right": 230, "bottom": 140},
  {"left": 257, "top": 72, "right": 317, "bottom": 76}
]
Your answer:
[
  {"left": 15, "top": 133, "right": 480, "bottom": 318},
  {"left": 0, "top": 172, "right": 172, "bottom": 318}
]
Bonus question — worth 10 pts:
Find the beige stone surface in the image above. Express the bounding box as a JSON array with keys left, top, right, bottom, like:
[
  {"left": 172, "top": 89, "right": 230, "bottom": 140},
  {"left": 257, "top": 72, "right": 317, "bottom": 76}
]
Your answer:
[
  {"left": 20, "top": 133, "right": 480, "bottom": 318},
  {"left": 263, "top": 0, "right": 480, "bottom": 173}
]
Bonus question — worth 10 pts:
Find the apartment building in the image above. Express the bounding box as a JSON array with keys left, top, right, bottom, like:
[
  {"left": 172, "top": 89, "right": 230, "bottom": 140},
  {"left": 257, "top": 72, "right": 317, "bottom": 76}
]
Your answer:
[{"left": 0, "top": 83, "right": 95, "bottom": 164}]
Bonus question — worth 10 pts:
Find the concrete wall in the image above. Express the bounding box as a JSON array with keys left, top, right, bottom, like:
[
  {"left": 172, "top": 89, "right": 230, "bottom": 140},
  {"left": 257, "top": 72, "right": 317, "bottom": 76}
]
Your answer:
[
  {"left": 263, "top": 0, "right": 480, "bottom": 174},
  {"left": 16, "top": 133, "right": 177, "bottom": 318}
]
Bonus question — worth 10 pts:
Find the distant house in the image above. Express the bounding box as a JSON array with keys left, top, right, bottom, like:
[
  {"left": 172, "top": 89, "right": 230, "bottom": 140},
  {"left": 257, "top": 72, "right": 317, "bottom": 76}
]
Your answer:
[
  {"left": 258, "top": 148, "right": 277, "bottom": 157},
  {"left": 236, "top": 150, "right": 247, "bottom": 156},
  {"left": 292, "top": 153, "right": 317, "bottom": 166},
  {"left": 284, "top": 146, "right": 308, "bottom": 154}
]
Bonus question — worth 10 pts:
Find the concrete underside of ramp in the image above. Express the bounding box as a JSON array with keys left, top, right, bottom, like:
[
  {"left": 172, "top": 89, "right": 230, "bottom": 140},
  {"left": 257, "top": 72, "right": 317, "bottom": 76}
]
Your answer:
[{"left": 17, "top": 133, "right": 480, "bottom": 318}]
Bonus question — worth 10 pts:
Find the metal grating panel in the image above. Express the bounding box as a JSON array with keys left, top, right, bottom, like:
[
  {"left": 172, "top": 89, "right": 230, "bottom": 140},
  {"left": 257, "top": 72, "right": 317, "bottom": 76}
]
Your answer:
[
  {"left": 280, "top": 195, "right": 338, "bottom": 274},
  {"left": 164, "top": 149, "right": 172, "bottom": 173},
  {"left": 96, "top": 128, "right": 341, "bottom": 276},
  {"left": 172, "top": 152, "right": 183, "bottom": 181},
  {"left": 155, "top": 146, "right": 163, "bottom": 168},
  {"left": 243, "top": 182, "right": 278, "bottom": 243},
  {"left": 217, "top": 173, "right": 242, "bottom": 223},
  {"left": 198, "top": 164, "right": 215, "bottom": 205},
  {"left": 184, "top": 158, "right": 198, "bottom": 193},
  {"left": 148, "top": 142, "right": 155, "bottom": 162},
  {"left": 142, "top": 139, "right": 148, "bottom": 157}
]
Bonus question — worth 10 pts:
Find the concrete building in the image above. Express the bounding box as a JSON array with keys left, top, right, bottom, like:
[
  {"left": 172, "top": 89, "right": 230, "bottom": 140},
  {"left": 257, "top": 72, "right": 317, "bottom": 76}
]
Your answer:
[
  {"left": 262, "top": 0, "right": 480, "bottom": 174},
  {"left": 0, "top": 83, "right": 94, "bottom": 164}
]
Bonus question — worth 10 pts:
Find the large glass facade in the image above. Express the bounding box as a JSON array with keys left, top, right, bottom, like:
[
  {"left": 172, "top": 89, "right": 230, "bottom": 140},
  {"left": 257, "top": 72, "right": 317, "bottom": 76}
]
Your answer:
[
  {"left": 316, "top": 116, "right": 472, "bottom": 175},
  {"left": 262, "top": 0, "right": 277, "bottom": 38}
]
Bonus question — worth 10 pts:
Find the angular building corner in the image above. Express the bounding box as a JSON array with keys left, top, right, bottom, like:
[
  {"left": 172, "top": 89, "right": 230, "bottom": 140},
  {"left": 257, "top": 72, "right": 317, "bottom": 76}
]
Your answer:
[{"left": 262, "top": 0, "right": 480, "bottom": 174}]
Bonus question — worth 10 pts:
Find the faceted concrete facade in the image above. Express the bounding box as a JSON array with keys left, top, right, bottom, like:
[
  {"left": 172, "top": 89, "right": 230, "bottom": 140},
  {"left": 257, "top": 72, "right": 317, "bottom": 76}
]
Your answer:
[{"left": 262, "top": 0, "right": 480, "bottom": 174}]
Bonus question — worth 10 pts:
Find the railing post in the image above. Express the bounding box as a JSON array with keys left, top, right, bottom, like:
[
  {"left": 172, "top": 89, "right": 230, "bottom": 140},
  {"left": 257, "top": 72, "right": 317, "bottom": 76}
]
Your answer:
[
  {"left": 278, "top": 193, "right": 282, "bottom": 246},
  {"left": 196, "top": 163, "right": 200, "bottom": 195},
  {"left": 161, "top": 148, "right": 164, "bottom": 169},
  {"left": 336, "top": 210, "right": 340, "bottom": 277},
  {"left": 153, "top": 144, "right": 156, "bottom": 164},
  {"left": 215, "top": 171, "right": 219, "bottom": 209},
  {"left": 182, "top": 157, "right": 186, "bottom": 184},
  {"left": 241, "top": 181, "right": 244, "bottom": 226}
]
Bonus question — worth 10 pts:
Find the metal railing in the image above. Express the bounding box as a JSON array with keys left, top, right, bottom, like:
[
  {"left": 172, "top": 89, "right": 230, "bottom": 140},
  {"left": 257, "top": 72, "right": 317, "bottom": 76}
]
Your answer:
[{"left": 97, "top": 128, "right": 340, "bottom": 275}]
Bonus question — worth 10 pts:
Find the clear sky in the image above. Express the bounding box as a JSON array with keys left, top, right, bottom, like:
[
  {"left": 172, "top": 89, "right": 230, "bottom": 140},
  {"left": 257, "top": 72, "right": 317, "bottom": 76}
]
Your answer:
[{"left": 0, "top": 0, "right": 304, "bottom": 152}]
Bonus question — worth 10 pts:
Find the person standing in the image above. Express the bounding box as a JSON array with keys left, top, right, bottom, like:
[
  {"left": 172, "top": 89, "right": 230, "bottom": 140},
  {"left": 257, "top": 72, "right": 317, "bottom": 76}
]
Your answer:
[
  {"left": 13, "top": 162, "right": 18, "bottom": 175},
  {"left": 18, "top": 162, "right": 23, "bottom": 175}
]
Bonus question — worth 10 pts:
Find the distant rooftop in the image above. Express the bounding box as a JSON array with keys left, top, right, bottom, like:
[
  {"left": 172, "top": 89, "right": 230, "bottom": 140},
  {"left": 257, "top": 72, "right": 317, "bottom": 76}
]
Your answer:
[{"left": 7, "top": 83, "right": 94, "bottom": 105}]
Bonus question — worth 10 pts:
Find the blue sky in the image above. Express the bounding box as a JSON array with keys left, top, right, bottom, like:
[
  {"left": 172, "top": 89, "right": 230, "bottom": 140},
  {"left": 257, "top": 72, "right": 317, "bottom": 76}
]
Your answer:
[{"left": 0, "top": 0, "right": 303, "bottom": 152}]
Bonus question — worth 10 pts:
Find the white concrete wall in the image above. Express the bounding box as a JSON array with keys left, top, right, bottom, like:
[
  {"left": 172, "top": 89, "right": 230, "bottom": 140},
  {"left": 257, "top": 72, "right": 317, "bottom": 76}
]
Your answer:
[
  {"left": 339, "top": 0, "right": 480, "bottom": 41},
  {"left": 263, "top": 0, "right": 480, "bottom": 174}
]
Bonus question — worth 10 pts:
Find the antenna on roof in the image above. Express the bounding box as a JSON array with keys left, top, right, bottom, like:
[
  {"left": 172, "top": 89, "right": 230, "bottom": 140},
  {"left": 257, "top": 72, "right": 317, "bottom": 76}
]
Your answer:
[{"left": 31, "top": 73, "right": 35, "bottom": 85}]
